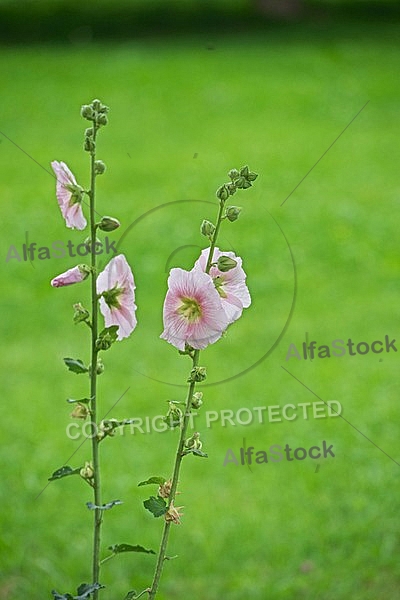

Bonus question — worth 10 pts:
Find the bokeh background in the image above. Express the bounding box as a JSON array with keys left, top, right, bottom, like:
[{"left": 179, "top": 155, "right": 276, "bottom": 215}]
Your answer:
[{"left": 1, "top": 0, "right": 399, "bottom": 598}]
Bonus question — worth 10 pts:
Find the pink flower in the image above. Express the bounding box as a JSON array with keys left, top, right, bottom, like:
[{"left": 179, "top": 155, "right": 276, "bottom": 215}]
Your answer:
[
  {"left": 51, "top": 264, "right": 90, "bottom": 288},
  {"left": 160, "top": 268, "right": 229, "bottom": 351},
  {"left": 96, "top": 254, "right": 137, "bottom": 341},
  {"left": 193, "top": 247, "right": 251, "bottom": 324},
  {"left": 51, "top": 161, "right": 87, "bottom": 230}
]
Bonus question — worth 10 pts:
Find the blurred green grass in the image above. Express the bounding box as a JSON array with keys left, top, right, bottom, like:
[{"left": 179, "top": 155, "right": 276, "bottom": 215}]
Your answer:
[{"left": 1, "top": 23, "right": 400, "bottom": 599}]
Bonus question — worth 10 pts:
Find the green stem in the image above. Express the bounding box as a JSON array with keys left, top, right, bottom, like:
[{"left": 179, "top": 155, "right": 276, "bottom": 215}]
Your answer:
[
  {"left": 148, "top": 197, "right": 226, "bottom": 599},
  {"left": 148, "top": 350, "right": 200, "bottom": 600},
  {"left": 89, "top": 123, "right": 102, "bottom": 599}
]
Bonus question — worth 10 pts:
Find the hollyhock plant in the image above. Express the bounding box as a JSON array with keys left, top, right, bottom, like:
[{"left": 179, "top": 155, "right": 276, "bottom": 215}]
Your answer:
[
  {"left": 160, "top": 267, "right": 229, "bottom": 351},
  {"left": 50, "top": 264, "right": 90, "bottom": 288},
  {"left": 51, "top": 160, "right": 87, "bottom": 230},
  {"left": 97, "top": 254, "right": 137, "bottom": 341},
  {"left": 194, "top": 247, "right": 251, "bottom": 324}
]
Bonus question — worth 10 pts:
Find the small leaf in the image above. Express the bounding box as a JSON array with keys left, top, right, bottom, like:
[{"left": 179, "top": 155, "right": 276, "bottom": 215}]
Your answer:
[
  {"left": 51, "top": 583, "right": 104, "bottom": 600},
  {"left": 63, "top": 358, "right": 89, "bottom": 374},
  {"left": 182, "top": 448, "right": 208, "bottom": 458},
  {"left": 138, "top": 476, "right": 166, "bottom": 488},
  {"left": 143, "top": 496, "right": 167, "bottom": 518},
  {"left": 49, "top": 465, "right": 82, "bottom": 481},
  {"left": 76, "top": 583, "right": 104, "bottom": 598},
  {"left": 86, "top": 500, "right": 123, "bottom": 511},
  {"left": 108, "top": 543, "right": 155, "bottom": 555},
  {"left": 67, "top": 397, "right": 93, "bottom": 405},
  {"left": 98, "top": 325, "right": 119, "bottom": 340}
]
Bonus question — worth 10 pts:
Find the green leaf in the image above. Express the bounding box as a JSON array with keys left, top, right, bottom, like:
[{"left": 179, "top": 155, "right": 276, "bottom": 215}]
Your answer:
[
  {"left": 86, "top": 500, "right": 123, "bottom": 511},
  {"left": 182, "top": 448, "right": 208, "bottom": 458},
  {"left": 123, "top": 592, "right": 137, "bottom": 600},
  {"left": 48, "top": 465, "right": 82, "bottom": 481},
  {"left": 51, "top": 583, "right": 104, "bottom": 600},
  {"left": 138, "top": 476, "right": 166, "bottom": 487},
  {"left": 108, "top": 543, "right": 155, "bottom": 555},
  {"left": 63, "top": 358, "right": 89, "bottom": 374},
  {"left": 66, "top": 397, "right": 93, "bottom": 405},
  {"left": 143, "top": 496, "right": 167, "bottom": 518},
  {"left": 99, "top": 325, "right": 119, "bottom": 339}
]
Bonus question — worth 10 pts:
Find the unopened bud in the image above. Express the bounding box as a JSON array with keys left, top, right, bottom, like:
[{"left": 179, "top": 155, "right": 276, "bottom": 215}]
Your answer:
[
  {"left": 73, "top": 302, "right": 90, "bottom": 325},
  {"left": 71, "top": 403, "right": 90, "bottom": 420},
  {"left": 217, "top": 255, "right": 237, "bottom": 272},
  {"left": 200, "top": 219, "right": 215, "bottom": 239},
  {"left": 225, "top": 206, "right": 242, "bottom": 222},
  {"left": 94, "top": 160, "right": 106, "bottom": 175},
  {"left": 96, "top": 113, "right": 108, "bottom": 127},
  {"left": 184, "top": 431, "right": 202, "bottom": 451},
  {"left": 98, "top": 216, "right": 120, "bottom": 232},
  {"left": 188, "top": 366, "right": 207, "bottom": 383},
  {"left": 191, "top": 392, "right": 203, "bottom": 409},
  {"left": 89, "top": 359, "right": 104, "bottom": 376},
  {"left": 216, "top": 184, "right": 229, "bottom": 202},
  {"left": 228, "top": 168, "right": 240, "bottom": 181},
  {"left": 84, "top": 138, "right": 95, "bottom": 153},
  {"left": 80, "top": 461, "right": 94, "bottom": 481},
  {"left": 81, "top": 105, "right": 94, "bottom": 120}
]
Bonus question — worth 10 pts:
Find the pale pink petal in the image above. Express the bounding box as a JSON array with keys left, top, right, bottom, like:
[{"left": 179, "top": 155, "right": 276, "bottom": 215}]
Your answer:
[
  {"left": 51, "top": 265, "right": 89, "bottom": 288},
  {"left": 193, "top": 247, "right": 251, "bottom": 323},
  {"left": 51, "top": 160, "right": 87, "bottom": 230},
  {"left": 160, "top": 268, "right": 229, "bottom": 351},
  {"left": 96, "top": 254, "right": 137, "bottom": 341}
]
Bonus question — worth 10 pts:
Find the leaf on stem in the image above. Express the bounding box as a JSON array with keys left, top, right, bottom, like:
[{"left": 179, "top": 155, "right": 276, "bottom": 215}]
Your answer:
[
  {"left": 143, "top": 496, "right": 167, "bottom": 518},
  {"left": 51, "top": 582, "right": 104, "bottom": 600},
  {"left": 138, "top": 476, "right": 166, "bottom": 487},
  {"left": 108, "top": 543, "right": 156, "bottom": 555},
  {"left": 48, "top": 465, "right": 82, "bottom": 481},
  {"left": 66, "top": 397, "right": 93, "bottom": 405},
  {"left": 182, "top": 448, "right": 208, "bottom": 458},
  {"left": 63, "top": 358, "right": 89, "bottom": 374},
  {"left": 86, "top": 500, "right": 123, "bottom": 511}
]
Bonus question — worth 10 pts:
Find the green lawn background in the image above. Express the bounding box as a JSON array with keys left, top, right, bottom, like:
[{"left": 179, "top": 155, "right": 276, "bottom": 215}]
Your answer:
[{"left": 1, "top": 22, "right": 399, "bottom": 599}]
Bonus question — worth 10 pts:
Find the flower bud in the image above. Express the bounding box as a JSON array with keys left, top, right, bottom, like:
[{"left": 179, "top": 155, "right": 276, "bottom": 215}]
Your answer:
[
  {"left": 217, "top": 255, "right": 237, "bottom": 272},
  {"left": 228, "top": 168, "right": 240, "bottom": 181},
  {"left": 191, "top": 392, "right": 203, "bottom": 409},
  {"left": 84, "top": 137, "right": 95, "bottom": 153},
  {"left": 216, "top": 184, "right": 229, "bottom": 202},
  {"left": 98, "top": 216, "right": 120, "bottom": 232},
  {"left": 89, "top": 359, "right": 104, "bottom": 376},
  {"left": 85, "top": 127, "right": 93, "bottom": 137},
  {"left": 164, "top": 403, "right": 183, "bottom": 428},
  {"left": 80, "top": 461, "right": 94, "bottom": 482},
  {"left": 225, "top": 206, "right": 242, "bottom": 222},
  {"left": 81, "top": 105, "right": 94, "bottom": 120},
  {"left": 92, "top": 99, "right": 101, "bottom": 111},
  {"left": 184, "top": 431, "right": 202, "bottom": 451},
  {"left": 96, "top": 113, "right": 108, "bottom": 127},
  {"left": 200, "top": 219, "right": 215, "bottom": 240},
  {"left": 227, "top": 183, "right": 237, "bottom": 195},
  {"left": 94, "top": 160, "right": 106, "bottom": 175},
  {"left": 188, "top": 366, "right": 207, "bottom": 383},
  {"left": 71, "top": 403, "right": 90, "bottom": 420},
  {"left": 73, "top": 302, "right": 90, "bottom": 324},
  {"left": 158, "top": 479, "right": 172, "bottom": 499},
  {"left": 240, "top": 165, "right": 249, "bottom": 178}
]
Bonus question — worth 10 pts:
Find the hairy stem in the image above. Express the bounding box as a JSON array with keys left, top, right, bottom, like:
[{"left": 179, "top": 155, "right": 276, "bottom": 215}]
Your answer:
[
  {"left": 148, "top": 198, "right": 226, "bottom": 599},
  {"left": 148, "top": 350, "right": 200, "bottom": 599},
  {"left": 89, "top": 123, "right": 102, "bottom": 598}
]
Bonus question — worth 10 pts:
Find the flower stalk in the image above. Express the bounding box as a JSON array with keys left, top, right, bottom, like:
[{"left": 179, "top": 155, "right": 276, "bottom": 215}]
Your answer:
[{"left": 148, "top": 167, "right": 257, "bottom": 597}]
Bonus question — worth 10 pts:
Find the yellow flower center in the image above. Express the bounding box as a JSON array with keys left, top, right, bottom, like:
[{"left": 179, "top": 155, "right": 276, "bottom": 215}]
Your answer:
[{"left": 177, "top": 297, "right": 202, "bottom": 322}]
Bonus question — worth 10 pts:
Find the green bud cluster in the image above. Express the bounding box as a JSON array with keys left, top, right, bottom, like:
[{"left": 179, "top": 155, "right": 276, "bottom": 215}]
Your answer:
[
  {"left": 188, "top": 366, "right": 207, "bottom": 383},
  {"left": 81, "top": 98, "right": 109, "bottom": 127},
  {"left": 184, "top": 431, "right": 203, "bottom": 451},
  {"left": 73, "top": 302, "right": 90, "bottom": 325},
  {"left": 216, "top": 165, "right": 258, "bottom": 206},
  {"left": 191, "top": 392, "right": 203, "bottom": 409}
]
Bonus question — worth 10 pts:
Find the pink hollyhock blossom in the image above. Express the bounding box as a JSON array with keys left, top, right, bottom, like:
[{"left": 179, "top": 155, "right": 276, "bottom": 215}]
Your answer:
[
  {"left": 51, "top": 264, "right": 90, "bottom": 288},
  {"left": 160, "top": 268, "right": 229, "bottom": 351},
  {"left": 193, "top": 247, "right": 251, "bottom": 324},
  {"left": 96, "top": 254, "right": 137, "bottom": 341},
  {"left": 51, "top": 160, "right": 87, "bottom": 230}
]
